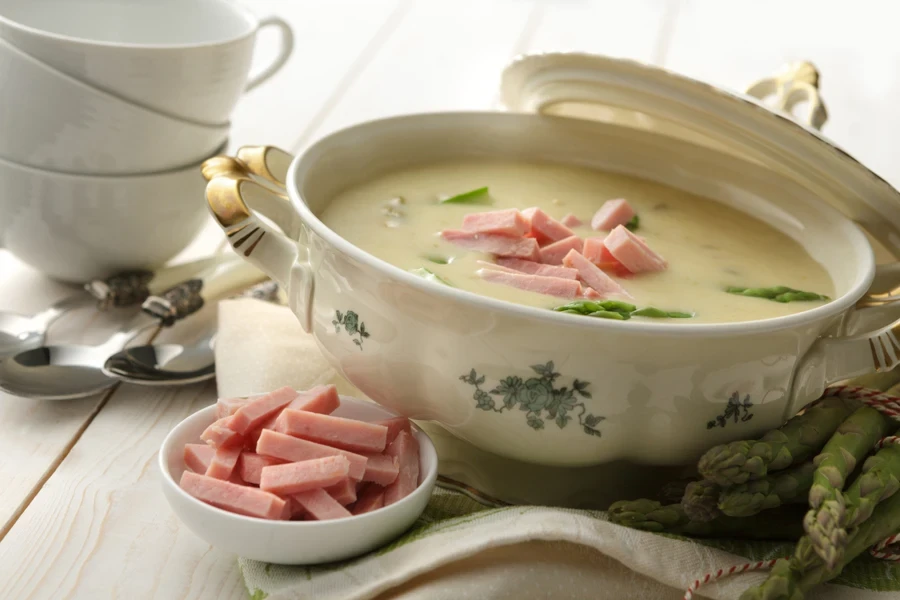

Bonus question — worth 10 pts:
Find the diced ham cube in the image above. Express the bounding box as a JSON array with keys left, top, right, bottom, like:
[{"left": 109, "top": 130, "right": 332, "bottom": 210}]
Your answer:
[
  {"left": 183, "top": 443, "right": 214, "bottom": 474},
  {"left": 461, "top": 209, "right": 529, "bottom": 237},
  {"left": 583, "top": 237, "right": 631, "bottom": 276},
  {"left": 286, "top": 384, "right": 340, "bottom": 414},
  {"left": 256, "top": 430, "right": 367, "bottom": 480},
  {"left": 273, "top": 410, "right": 388, "bottom": 453},
  {"left": 539, "top": 235, "right": 584, "bottom": 265},
  {"left": 324, "top": 478, "right": 358, "bottom": 505},
  {"left": 216, "top": 397, "right": 251, "bottom": 419},
  {"left": 440, "top": 230, "right": 540, "bottom": 261},
  {"left": 228, "top": 386, "right": 298, "bottom": 435},
  {"left": 604, "top": 225, "right": 668, "bottom": 273},
  {"left": 562, "top": 249, "right": 633, "bottom": 299},
  {"left": 239, "top": 452, "right": 285, "bottom": 485},
  {"left": 352, "top": 484, "right": 386, "bottom": 515},
  {"left": 361, "top": 453, "right": 400, "bottom": 486},
  {"left": 383, "top": 431, "right": 420, "bottom": 506},
  {"left": 561, "top": 214, "right": 582, "bottom": 227},
  {"left": 528, "top": 208, "right": 575, "bottom": 244},
  {"left": 373, "top": 417, "right": 412, "bottom": 444},
  {"left": 494, "top": 257, "right": 579, "bottom": 280},
  {"left": 260, "top": 455, "right": 350, "bottom": 496},
  {"left": 292, "top": 488, "right": 352, "bottom": 521},
  {"left": 206, "top": 446, "right": 242, "bottom": 480},
  {"left": 591, "top": 199, "right": 635, "bottom": 231},
  {"left": 477, "top": 269, "right": 582, "bottom": 299},
  {"left": 581, "top": 287, "right": 605, "bottom": 300},
  {"left": 179, "top": 471, "right": 286, "bottom": 520},
  {"left": 201, "top": 417, "right": 243, "bottom": 449}
]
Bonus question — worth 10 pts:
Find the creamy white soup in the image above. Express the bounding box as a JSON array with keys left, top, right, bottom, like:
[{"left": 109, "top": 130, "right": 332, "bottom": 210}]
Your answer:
[{"left": 319, "top": 160, "right": 833, "bottom": 324}]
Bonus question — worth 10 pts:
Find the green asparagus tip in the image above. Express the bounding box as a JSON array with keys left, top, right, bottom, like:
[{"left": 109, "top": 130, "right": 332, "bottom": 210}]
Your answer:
[
  {"left": 408, "top": 267, "right": 453, "bottom": 286},
  {"left": 726, "top": 285, "right": 829, "bottom": 303},
  {"left": 438, "top": 186, "right": 490, "bottom": 204},
  {"left": 625, "top": 214, "right": 639, "bottom": 231}
]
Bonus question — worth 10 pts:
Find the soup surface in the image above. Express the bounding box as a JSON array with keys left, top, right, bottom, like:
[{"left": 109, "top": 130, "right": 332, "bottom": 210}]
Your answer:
[{"left": 319, "top": 160, "right": 833, "bottom": 324}]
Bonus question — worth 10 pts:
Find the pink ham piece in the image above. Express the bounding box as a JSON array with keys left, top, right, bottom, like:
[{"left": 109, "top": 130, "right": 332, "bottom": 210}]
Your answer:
[
  {"left": 201, "top": 417, "right": 243, "bottom": 449},
  {"left": 216, "top": 397, "right": 251, "bottom": 419},
  {"left": 273, "top": 409, "right": 388, "bottom": 454},
  {"left": 239, "top": 452, "right": 285, "bottom": 485},
  {"left": 180, "top": 471, "right": 286, "bottom": 520},
  {"left": 228, "top": 386, "right": 298, "bottom": 435},
  {"left": 384, "top": 431, "right": 420, "bottom": 506},
  {"left": 352, "top": 484, "right": 386, "bottom": 515},
  {"left": 604, "top": 225, "right": 667, "bottom": 273},
  {"left": 286, "top": 384, "right": 341, "bottom": 414},
  {"left": 260, "top": 455, "right": 350, "bottom": 496},
  {"left": 184, "top": 443, "right": 214, "bottom": 474},
  {"left": 492, "top": 257, "right": 579, "bottom": 280},
  {"left": 440, "top": 230, "right": 540, "bottom": 261},
  {"left": 477, "top": 268, "right": 582, "bottom": 299},
  {"left": 324, "top": 478, "right": 358, "bottom": 506},
  {"left": 361, "top": 452, "right": 400, "bottom": 486},
  {"left": 582, "top": 237, "right": 631, "bottom": 276},
  {"left": 539, "top": 235, "right": 584, "bottom": 265},
  {"left": 206, "top": 446, "right": 242, "bottom": 480},
  {"left": 373, "top": 417, "right": 412, "bottom": 444},
  {"left": 591, "top": 198, "right": 635, "bottom": 231},
  {"left": 256, "top": 429, "right": 367, "bottom": 481},
  {"left": 563, "top": 249, "right": 633, "bottom": 299},
  {"left": 292, "top": 488, "right": 352, "bottom": 521},
  {"left": 461, "top": 209, "right": 529, "bottom": 237},
  {"left": 527, "top": 208, "right": 575, "bottom": 244},
  {"left": 561, "top": 214, "right": 582, "bottom": 227}
]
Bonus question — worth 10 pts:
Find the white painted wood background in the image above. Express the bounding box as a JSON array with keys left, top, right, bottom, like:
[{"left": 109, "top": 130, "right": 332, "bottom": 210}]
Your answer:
[{"left": 2, "top": 0, "right": 900, "bottom": 596}]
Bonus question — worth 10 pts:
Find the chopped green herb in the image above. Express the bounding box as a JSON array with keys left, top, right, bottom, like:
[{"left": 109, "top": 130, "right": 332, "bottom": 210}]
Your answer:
[
  {"left": 631, "top": 307, "right": 694, "bottom": 318},
  {"left": 422, "top": 253, "right": 451, "bottom": 265},
  {"left": 439, "top": 186, "right": 490, "bottom": 204},
  {"left": 409, "top": 267, "right": 453, "bottom": 286},
  {"left": 554, "top": 300, "right": 694, "bottom": 320},
  {"left": 625, "top": 214, "right": 640, "bottom": 231},
  {"left": 726, "top": 286, "right": 830, "bottom": 303}
]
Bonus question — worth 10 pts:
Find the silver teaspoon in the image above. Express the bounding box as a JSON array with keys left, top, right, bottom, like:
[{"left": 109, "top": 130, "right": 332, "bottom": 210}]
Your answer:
[
  {"left": 102, "top": 280, "right": 281, "bottom": 386},
  {"left": 0, "top": 257, "right": 264, "bottom": 400},
  {"left": 0, "top": 258, "right": 220, "bottom": 358}
]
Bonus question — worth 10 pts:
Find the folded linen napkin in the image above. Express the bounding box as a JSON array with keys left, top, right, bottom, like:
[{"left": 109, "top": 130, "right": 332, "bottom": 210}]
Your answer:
[{"left": 216, "top": 298, "right": 900, "bottom": 600}]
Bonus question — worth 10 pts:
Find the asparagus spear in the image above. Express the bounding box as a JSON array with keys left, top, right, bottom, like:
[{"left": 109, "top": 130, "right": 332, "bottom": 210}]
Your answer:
[
  {"left": 608, "top": 499, "right": 804, "bottom": 540},
  {"left": 740, "top": 482, "right": 900, "bottom": 600},
  {"left": 681, "top": 479, "right": 722, "bottom": 522},
  {"left": 698, "top": 396, "right": 858, "bottom": 486},
  {"left": 718, "top": 461, "right": 815, "bottom": 517}
]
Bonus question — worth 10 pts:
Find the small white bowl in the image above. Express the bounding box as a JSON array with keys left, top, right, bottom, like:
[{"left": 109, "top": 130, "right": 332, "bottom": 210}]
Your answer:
[{"left": 158, "top": 396, "right": 438, "bottom": 565}]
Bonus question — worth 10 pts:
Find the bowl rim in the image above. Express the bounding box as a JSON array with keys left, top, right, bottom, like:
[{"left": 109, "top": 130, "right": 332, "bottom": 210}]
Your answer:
[
  {"left": 286, "top": 110, "right": 875, "bottom": 338},
  {"left": 158, "top": 399, "right": 439, "bottom": 530},
  {"left": 0, "top": 35, "right": 232, "bottom": 130},
  {"left": 0, "top": 0, "right": 260, "bottom": 51}
]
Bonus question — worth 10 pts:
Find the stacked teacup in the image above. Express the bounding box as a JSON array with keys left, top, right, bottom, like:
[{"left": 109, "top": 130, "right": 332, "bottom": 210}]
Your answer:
[{"left": 0, "top": 0, "right": 292, "bottom": 282}]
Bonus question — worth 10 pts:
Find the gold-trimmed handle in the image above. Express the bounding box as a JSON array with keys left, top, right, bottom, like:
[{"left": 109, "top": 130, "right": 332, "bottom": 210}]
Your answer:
[
  {"left": 202, "top": 146, "right": 314, "bottom": 332},
  {"left": 745, "top": 61, "right": 828, "bottom": 130}
]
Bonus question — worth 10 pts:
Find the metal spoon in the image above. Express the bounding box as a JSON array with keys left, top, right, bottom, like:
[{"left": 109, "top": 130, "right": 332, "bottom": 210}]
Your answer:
[
  {"left": 0, "top": 257, "right": 264, "bottom": 400},
  {"left": 102, "top": 280, "right": 281, "bottom": 386},
  {"left": 0, "top": 258, "right": 220, "bottom": 358}
]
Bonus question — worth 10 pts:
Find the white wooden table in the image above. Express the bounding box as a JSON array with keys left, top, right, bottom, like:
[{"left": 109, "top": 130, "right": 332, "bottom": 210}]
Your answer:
[{"left": 2, "top": 1, "right": 900, "bottom": 596}]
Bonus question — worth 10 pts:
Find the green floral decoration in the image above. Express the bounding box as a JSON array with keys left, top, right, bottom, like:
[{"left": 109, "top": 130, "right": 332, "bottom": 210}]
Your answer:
[
  {"left": 332, "top": 310, "right": 370, "bottom": 350},
  {"left": 707, "top": 392, "right": 754, "bottom": 429},
  {"left": 460, "top": 361, "right": 604, "bottom": 436}
]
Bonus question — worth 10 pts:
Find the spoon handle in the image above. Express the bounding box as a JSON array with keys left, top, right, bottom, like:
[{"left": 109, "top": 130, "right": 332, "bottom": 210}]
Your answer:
[{"left": 141, "top": 256, "right": 266, "bottom": 327}]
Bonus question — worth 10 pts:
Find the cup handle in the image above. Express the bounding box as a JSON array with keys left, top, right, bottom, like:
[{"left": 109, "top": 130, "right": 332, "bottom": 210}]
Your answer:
[
  {"left": 744, "top": 61, "right": 828, "bottom": 130},
  {"left": 202, "top": 146, "right": 314, "bottom": 332},
  {"left": 245, "top": 16, "right": 294, "bottom": 93}
]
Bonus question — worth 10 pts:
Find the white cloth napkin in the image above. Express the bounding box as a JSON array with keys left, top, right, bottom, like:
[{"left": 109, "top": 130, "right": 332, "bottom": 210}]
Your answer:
[{"left": 215, "top": 298, "right": 888, "bottom": 600}]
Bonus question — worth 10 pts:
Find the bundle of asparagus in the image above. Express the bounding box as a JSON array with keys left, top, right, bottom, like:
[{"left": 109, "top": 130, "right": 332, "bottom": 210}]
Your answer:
[{"left": 608, "top": 370, "right": 900, "bottom": 600}]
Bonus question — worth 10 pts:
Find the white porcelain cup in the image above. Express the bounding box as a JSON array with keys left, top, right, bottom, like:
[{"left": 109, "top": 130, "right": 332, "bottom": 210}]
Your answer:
[
  {"left": 0, "top": 0, "right": 293, "bottom": 126},
  {"left": 0, "top": 144, "right": 225, "bottom": 283},
  {"left": 0, "top": 36, "right": 229, "bottom": 174}
]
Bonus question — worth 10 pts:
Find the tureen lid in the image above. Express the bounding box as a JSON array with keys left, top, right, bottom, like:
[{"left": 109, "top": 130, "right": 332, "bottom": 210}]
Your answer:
[{"left": 500, "top": 52, "right": 900, "bottom": 261}]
